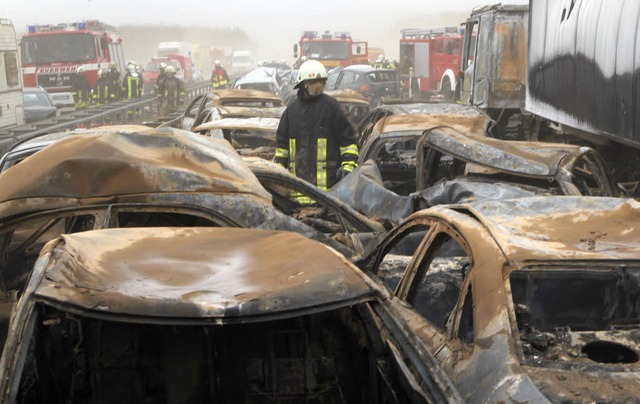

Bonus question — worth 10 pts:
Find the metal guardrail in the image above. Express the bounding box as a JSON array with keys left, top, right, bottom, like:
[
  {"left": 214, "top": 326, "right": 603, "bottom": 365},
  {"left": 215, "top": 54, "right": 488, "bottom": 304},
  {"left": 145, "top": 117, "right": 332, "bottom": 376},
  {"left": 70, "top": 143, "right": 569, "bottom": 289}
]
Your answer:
[{"left": 0, "top": 80, "right": 211, "bottom": 155}]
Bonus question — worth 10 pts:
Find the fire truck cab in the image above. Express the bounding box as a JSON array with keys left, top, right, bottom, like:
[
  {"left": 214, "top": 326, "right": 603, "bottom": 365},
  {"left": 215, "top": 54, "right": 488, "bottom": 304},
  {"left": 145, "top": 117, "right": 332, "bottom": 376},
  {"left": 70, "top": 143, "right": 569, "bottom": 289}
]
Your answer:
[
  {"left": 398, "top": 27, "right": 462, "bottom": 101},
  {"left": 293, "top": 31, "right": 368, "bottom": 69},
  {"left": 20, "top": 20, "right": 126, "bottom": 93}
]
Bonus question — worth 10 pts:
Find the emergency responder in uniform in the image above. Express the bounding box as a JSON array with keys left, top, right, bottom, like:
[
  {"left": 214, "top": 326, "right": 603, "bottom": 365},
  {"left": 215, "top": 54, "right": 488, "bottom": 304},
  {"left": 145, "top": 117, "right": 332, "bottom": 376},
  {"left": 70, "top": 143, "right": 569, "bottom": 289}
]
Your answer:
[
  {"left": 275, "top": 60, "right": 358, "bottom": 202},
  {"left": 121, "top": 63, "right": 142, "bottom": 99},
  {"left": 373, "top": 55, "right": 385, "bottom": 69},
  {"left": 71, "top": 66, "right": 91, "bottom": 109},
  {"left": 293, "top": 55, "right": 307, "bottom": 69},
  {"left": 92, "top": 69, "right": 117, "bottom": 106},
  {"left": 106, "top": 61, "right": 121, "bottom": 100},
  {"left": 210, "top": 60, "right": 229, "bottom": 90},
  {"left": 155, "top": 62, "right": 168, "bottom": 113},
  {"left": 157, "top": 65, "right": 185, "bottom": 116}
]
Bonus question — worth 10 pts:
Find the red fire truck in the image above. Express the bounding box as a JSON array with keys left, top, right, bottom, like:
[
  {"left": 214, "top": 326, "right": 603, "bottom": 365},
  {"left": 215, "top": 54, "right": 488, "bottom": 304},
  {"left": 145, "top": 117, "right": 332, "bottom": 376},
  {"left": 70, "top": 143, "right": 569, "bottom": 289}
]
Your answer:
[
  {"left": 293, "top": 31, "right": 368, "bottom": 69},
  {"left": 20, "top": 20, "right": 126, "bottom": 93},
  {"left": 398, "top": 27, "right": 462, "bottom": 101}
]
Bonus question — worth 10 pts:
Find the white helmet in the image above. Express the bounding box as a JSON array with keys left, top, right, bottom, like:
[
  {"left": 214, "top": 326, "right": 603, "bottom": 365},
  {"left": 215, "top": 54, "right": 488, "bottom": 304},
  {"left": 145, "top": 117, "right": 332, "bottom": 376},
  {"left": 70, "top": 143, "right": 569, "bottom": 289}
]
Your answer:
[
  {"left": 294, "top": 60, "right": 327, "bottom": 89},
  {"left": 215, "top": 60, "right": 221, "bottom": 66},
  {"left": 76, "top": 66, "right": 84, "bottom": 74},
  {"left": 165, "top": 65, "right": 176, "bottom": 75},
  {"left": 159, "top": 62, "right": 167, "bottom": 70},
  {"left": 377, "top": 55, "right": 384, "bottom": 62}
]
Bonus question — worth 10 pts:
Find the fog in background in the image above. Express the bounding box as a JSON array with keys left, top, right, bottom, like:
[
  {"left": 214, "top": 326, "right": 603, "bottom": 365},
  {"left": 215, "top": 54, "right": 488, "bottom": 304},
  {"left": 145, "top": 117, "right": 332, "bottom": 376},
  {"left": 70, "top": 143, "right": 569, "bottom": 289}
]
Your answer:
[{"left": 5, "top": 0, "right": 528, "bottom": 71}]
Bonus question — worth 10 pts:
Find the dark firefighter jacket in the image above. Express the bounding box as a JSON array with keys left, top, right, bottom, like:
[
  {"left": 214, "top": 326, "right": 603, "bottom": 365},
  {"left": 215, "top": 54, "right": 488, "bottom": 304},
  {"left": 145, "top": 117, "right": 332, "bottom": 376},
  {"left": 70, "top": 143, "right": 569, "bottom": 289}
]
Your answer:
[
  {"left": 158, "top": 76, "right": 186, "bottom": 109},
  {"left": 121, "top": 73, "right": 142, "bottom": 99},
  {"left": 92, "top": 76, "right": 117, "bottom": 105},
  {"left": 275, "top": 89, "right": 359, "bottom": 191},
  {"left": 71, "top": 75, "right": 91, "bottom": 108}
]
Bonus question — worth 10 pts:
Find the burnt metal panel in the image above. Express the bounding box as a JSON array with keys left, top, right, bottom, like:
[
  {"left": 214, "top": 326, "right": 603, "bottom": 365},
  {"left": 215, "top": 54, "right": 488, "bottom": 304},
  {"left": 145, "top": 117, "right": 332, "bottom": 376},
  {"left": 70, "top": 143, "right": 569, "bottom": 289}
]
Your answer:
[
  {"left": 527, "top": 0, "right": 640, "bottom": 146},
  {"left": 35, "top": 227, "right": 375, "bottom": 320}
]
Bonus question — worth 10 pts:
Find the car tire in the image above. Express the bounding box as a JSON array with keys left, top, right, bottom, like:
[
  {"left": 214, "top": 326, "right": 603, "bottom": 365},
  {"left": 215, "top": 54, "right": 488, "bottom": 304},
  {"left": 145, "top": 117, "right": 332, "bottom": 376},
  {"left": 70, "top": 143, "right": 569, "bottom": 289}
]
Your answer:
[{"left": 443, "top": 78, "right": 455, "bottom": 103}]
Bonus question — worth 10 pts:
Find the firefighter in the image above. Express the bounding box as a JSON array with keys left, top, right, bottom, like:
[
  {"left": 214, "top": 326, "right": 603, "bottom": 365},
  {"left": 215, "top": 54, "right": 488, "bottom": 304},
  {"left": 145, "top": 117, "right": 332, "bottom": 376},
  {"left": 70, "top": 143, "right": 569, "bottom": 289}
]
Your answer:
[
  {"left": 373, "top": 55, "right": 385, "bottom": 69},
  {"left": 155, "top": 62, "right": 168, "bottom": 113},
  {"left": 293, "top": 55, "right": 307, "bottom": 69},
  {"left": 210, "top": 60, "right": 229, "bottom": 90},
  {"left": 275, "top": 60, "right": 358, "bottom": 202},
  {"left": 92, "top": 69, "right": 117, "bottom": 106},
  {"left": 71, "top": 66, "right": 91, "bottom": 109},
  {"left": 106, "top": 61, "right": 121, "bottom": 100},
  {"left": 121, "top": 63, "right": 142, "bottom": 99},
  {"left": 157, "top": 65, "right": 185, "bottom": 116}
]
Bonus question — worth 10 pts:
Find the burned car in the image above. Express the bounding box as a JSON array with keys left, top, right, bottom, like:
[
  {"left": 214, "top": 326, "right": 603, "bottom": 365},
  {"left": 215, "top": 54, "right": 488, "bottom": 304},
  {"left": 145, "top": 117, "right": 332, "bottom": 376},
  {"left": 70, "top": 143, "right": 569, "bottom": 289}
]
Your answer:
[
  {"left": 362, "top": 196, "right": 640, "bottom": 402},
  {"left": 0, "top": 226, "right": 461, "bottom": 403},
  {"left": 161, "top": 89, "right": 285, "bottom": 132},
  {"left": 326, "top": 65, "right": 400, "bottom": 106},
  {"left": 357, "top": 108, "right": 491, "bottom": 195},
  {"left": 193, "top": 116, "right": 279, "bottom": 160},
  {"left": 415, "top": 126, "right": 624, "bottom": 206},
  {"left": 233, "top": 66, "right": 295, "bottom": 100},
  {"left": 326, "top": 88, "right": 372, "bottom": 130}
]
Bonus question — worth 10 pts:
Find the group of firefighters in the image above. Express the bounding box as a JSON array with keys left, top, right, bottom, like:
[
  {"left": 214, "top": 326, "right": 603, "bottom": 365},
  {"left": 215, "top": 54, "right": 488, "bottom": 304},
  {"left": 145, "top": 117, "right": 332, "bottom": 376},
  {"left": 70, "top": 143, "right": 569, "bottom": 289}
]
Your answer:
[{"left": 71, "top": 61, "right": 186, "bottom": 116}]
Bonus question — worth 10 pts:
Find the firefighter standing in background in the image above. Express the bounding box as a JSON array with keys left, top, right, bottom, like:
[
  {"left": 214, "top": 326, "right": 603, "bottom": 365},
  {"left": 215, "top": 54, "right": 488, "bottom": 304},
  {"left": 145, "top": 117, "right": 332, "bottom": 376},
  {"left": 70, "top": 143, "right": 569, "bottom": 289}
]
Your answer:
[
  {"left": 121, "top": 63, "right": 142, "bottom": 99},
  {"left": 106, "top": 61, "right": 121, "bottom": 100},
  {"left": 373, "top": 55, "right": 385, "bottom": 69},
  {"left": 92, "top": 69, "right": 117, "bottom": 106},
  {"left": 211, "top": 60, "right": 229, "bottom": 90},
  {"left": 157, "top": 65, "right": 185, "bottom": 115},
  {"left": 155, "top": 62, "right": 168, "bottom": 113},
  {"left": 275, "top": 60, "right": 358, "bottom": 203},
  {"left": 71, "top": 66, "right": 91, "bottom": 109}
]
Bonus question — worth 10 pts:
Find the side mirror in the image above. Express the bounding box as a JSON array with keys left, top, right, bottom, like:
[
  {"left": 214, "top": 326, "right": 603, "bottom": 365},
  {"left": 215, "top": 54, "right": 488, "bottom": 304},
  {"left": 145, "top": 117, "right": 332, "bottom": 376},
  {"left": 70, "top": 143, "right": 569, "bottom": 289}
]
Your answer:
[
  {"left": 356, "top": 46, "right": 361, "bottom": 54},
  {"left": 293, "top": 44, "right": 298, "bottom": 58}
]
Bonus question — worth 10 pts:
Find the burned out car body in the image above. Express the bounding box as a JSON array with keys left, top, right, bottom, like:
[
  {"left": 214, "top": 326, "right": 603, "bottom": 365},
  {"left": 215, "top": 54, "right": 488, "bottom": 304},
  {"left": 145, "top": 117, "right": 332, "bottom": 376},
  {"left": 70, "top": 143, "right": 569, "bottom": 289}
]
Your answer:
[
  {"left": 362, "top": 196, "right": 640, "bottom": 402},
  {"left": 0, "top": 227, "right": 462, "bottom": 403},
  {"left": 357, "top": 107, "right": 491, "bottom": 195},
  {"left": 244, "top": 157, "right": 386, "bottom": 251},
  {"left": 163, "top": 89, "right": 285, "bottom": 132},
  {"left": 415, "top": 126, "right": 623, "bottom": 206},
  {"left": 325, "top": 89, "right": 372, "bottom": 130},
  {"left": 193, "top": 117, "right": 279, "bottom": 160},
  {"left": 233, "top": 67, "right": 295, "bottom": 100},
  {"left": 0, "top": 127, "right": 367, "bottom": 309}
]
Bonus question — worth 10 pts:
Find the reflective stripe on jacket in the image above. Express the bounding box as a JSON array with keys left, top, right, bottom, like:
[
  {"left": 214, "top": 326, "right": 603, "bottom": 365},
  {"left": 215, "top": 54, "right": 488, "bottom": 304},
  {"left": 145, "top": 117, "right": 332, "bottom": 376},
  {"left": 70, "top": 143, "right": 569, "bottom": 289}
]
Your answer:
[{"left": 275, "top": 90, "right": 358, "bottom": 191}]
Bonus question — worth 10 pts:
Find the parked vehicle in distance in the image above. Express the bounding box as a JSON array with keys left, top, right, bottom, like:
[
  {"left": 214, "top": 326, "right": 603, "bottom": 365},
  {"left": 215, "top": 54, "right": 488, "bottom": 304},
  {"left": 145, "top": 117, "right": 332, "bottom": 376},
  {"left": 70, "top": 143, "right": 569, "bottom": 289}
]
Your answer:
[
  {"left": 326, "top": 65, "right": 400, "bottom": 106},
  {"left": 46, "top": 91, "right": 75, "bottom": 113},
  {"left": 230, "top": 50, "right": 253, "bottom": 73},
  {"left": 361, "top": 196, "right": 640, "bottom": 402},
  {"left": 22, "top": 87, "right": 59, "bottom": 122}
]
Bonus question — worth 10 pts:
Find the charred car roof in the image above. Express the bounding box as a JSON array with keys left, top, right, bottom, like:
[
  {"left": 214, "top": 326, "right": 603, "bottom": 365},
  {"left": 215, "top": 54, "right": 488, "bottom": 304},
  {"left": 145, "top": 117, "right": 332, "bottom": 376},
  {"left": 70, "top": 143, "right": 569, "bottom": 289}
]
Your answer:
[
  {"left": 431, "top": 196, "right": 640, "bottom": 263},
  {"left": 210, "top": 89, "right": 284, "bottom": 106},
  {"left": 34, "top": 227, "right": 376, "bottom": 321},
  {"left": 376, "top": 113, "right": 491, "bottom": 137},
  {"left": 0, "top": 127, "right": 271, "bottom": 219},
  {"left": 422, "top": 126, "right": 595, "bottom": 178}
]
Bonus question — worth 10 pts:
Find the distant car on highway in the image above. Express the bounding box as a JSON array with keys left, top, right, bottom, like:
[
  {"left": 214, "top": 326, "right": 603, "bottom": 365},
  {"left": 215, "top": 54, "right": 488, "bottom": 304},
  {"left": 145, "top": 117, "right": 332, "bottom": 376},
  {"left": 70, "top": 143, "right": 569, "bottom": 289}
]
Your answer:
[
  {"left": 22, "top": 87, "right": 59, "bottom": 122},
  {"left": 326, "top": 65, "right": 400, "bottom": 106}
]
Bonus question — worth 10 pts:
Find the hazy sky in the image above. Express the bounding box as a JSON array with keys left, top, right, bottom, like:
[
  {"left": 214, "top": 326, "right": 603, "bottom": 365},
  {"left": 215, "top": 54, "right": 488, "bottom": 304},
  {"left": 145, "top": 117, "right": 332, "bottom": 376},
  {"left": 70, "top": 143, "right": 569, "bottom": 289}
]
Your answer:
[{"left": 4, "top": 0, "right": 529, "bottom": 61}]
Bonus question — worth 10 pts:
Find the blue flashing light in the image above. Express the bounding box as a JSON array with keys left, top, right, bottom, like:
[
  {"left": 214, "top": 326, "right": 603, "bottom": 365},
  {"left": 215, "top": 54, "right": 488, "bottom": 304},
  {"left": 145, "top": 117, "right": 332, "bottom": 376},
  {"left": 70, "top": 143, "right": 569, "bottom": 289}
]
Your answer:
[
  {"left": 77, "top": 21, "right": 86, "bottom": 30},
  {"left": 340, "top": 33, "right": 347, "bottom": 39},
  {"left": 27, "top": 25, "right": 36, "bottom": 33}
]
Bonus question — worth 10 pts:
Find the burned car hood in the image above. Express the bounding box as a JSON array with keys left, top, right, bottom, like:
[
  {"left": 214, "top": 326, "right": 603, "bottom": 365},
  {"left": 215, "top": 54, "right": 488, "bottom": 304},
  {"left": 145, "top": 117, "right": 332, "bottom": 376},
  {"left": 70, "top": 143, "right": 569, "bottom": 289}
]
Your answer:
[
  {"left": 217, "top": 105, "right": 285, "bottom": 119},
  {"left": 0, "top": 127, "right": 272, "bottom": 219},
  {"left": 457, "top": 196, "right": 640, "bottom": 262},
  {"left": 35, "top": 227, "right": 376, "bottom": 321}
]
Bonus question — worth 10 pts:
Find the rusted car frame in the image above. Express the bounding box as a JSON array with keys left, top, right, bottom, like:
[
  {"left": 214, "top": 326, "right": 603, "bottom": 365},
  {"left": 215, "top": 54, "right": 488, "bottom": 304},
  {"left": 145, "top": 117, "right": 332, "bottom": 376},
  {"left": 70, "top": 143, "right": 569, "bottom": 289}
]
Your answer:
[
  {"left": 415, "top": 126, "right": 623, "bottom": 204},
  {"left": 361, "top": 196, "right": 640, "bottom": 402},
  {"left": 356, "top": 107, "right": 491, "bottom": 195},
  {"left": 0, "top": 227, "right": 462, "bottom": 403}
]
